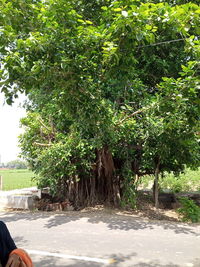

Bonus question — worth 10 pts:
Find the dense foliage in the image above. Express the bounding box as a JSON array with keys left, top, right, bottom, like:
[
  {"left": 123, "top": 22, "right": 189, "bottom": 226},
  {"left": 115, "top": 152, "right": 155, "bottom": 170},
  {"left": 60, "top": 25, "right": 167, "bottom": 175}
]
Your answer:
[
  {"left": 178, "top": 197, "right": 200, "bottom": 223},
  {"left": 0, "top": 0, "right": 200, "bottom": 207}
]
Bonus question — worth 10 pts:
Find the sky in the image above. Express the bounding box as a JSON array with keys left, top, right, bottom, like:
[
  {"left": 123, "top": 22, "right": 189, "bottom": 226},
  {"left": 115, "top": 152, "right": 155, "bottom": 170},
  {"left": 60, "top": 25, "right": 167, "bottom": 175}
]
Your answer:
[{"left": 0, "top": 93, "right": 27, "bottom": 163}]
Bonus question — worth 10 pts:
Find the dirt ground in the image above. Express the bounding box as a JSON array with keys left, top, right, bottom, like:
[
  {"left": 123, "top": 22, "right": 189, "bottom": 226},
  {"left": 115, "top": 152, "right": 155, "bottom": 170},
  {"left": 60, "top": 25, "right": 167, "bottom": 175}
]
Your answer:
[
  {"left": 80, "top": 206, "right": 181, "bottom": 223},
  {"left": 1, "top": 191, "right": 186, "bottom": 222},
  {"left": 134, "top": 191, "right": 181, "bottom": 222},
  {"left": 80, "top": 192, "right": 182, "bottom": 223}
]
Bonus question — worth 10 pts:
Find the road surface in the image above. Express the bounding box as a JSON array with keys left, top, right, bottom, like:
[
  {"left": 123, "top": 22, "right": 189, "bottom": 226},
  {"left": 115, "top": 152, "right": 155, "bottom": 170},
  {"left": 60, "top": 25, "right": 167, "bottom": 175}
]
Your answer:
[{"left": 0, "top": 210, "right": 199, "bottom": 267}]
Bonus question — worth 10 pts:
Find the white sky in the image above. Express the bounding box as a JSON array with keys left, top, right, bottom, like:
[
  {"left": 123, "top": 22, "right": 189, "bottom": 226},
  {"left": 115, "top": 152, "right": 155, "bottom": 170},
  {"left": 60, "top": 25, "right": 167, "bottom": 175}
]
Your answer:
[{"left": 0, "top": 93, "right": 27, "bottom": 163}]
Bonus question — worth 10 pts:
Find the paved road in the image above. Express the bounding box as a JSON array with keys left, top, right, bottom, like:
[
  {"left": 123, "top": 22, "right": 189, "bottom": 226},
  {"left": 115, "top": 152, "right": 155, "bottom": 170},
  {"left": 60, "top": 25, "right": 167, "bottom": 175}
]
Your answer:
[{"left": 0, "top": 211, "right": 200, "bottom": 267}]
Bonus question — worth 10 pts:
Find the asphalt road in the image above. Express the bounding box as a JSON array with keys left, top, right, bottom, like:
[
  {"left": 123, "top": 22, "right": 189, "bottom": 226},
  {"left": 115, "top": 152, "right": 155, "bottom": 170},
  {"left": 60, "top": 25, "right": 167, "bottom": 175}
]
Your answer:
[{"left": 0, "top": 211, "right": 200, "bottom": 267}]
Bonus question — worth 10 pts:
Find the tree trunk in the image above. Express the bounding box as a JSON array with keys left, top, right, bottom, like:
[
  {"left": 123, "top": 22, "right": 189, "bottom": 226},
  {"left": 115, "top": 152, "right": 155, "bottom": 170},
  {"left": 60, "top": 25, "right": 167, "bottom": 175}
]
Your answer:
[
  {"left": 56, "top": 146, "right": 119, "bottom": 207},
  {"left": 154, "top": 159, "right": 160, "bottom": 209},
  {"left": 135, "top": 174, "right": 139, "bottom": 188},
  {"left": 113, "top": 176, "right": 121, "bottom": 206}
]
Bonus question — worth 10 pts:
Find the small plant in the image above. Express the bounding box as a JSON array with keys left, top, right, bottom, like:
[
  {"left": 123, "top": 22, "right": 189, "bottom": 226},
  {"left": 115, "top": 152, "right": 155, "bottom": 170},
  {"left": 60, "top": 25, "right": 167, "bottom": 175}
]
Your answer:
[
  {"left": 120, "top": 184, "right": 137, "bottom": 209},
  {"left": 120, "top": 167, "right": 137, "bottom": 209},
  {"left": 177, "top": 197, "right": 200, "bottom": 223}
]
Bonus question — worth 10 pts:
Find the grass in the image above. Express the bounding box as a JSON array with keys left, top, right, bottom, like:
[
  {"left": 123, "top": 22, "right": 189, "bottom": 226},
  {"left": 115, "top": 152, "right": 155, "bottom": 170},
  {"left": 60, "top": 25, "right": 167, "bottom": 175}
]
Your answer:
[
  {"left": 139, "top": 168, "right": 200, "bottom": 193},
  {"left": 0, "top": 169, "right": 36, "bottom": 191}
]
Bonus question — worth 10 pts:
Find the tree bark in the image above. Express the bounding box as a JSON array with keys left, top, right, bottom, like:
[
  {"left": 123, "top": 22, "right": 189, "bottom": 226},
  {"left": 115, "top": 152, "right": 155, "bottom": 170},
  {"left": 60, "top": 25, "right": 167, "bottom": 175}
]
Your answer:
[
  {"left": 113, "top": 176, "right": 121, "bottom": 207},
  {"left": 154, "top": 159, "right": 160, "bottom": 209}
]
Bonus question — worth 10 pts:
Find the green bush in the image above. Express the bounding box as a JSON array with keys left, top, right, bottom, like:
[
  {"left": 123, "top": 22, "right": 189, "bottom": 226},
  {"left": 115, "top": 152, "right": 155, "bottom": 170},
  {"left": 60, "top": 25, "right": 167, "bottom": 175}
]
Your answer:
[
  {"left": 177, "top": 197, "right": 200, "bottom": 223},
  {"left": 120, "top": 168, "right": 137, "bottom": 209},
  {"left": 161, "top": 169, "right": 200, "bottom": 193},
  {"left": 139, "top": 168, "right": 200, "bottom": 193}
]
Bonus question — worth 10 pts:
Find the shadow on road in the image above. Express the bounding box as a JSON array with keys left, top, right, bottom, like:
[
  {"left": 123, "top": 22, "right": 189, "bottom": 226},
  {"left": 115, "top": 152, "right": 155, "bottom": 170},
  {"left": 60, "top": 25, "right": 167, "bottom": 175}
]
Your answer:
[
  {"left": 30, "top": 252, "right": 196, "bottom": 267},
  {"left": 32, "top": 255, "right": 105, "bottom": 267},
  {"left": 0, "top": 210, "right": 199, "bottom": 236},
  {"left": 129, "top": 263, "right": 179, "bottom": 267},
  {"left": 33, "top": 256, "right": 101, "bottom": 267},
  {"left": 13, "top": 235, "right": 28, "bottom": 246},
  {"left": 34, "top": 258, "right": 102, "bottom": 267}
]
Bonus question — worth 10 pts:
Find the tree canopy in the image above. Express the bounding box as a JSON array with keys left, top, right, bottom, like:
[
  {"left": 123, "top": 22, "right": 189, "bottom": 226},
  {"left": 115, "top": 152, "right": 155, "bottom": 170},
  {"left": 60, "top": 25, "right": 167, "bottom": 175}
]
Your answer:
[{"left": 0, "top": 0, "right": 199, "bottom": 207}]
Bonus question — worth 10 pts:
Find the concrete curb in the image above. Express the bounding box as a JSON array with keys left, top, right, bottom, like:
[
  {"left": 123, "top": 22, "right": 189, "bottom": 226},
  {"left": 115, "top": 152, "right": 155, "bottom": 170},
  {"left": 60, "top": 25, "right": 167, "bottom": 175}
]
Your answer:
[{"left": 0, "top": 187, "right": 41, "bottom": 210}]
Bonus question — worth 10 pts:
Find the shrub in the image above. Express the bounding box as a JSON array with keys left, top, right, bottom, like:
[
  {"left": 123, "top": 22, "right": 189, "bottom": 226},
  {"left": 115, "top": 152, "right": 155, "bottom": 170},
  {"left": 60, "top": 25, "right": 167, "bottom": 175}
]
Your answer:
[
  {"left": 177, "top": 197, "right": 200, "bottom": 223},
  {"left": 120, "top": 167, "right": 137, "bottom": 209}
]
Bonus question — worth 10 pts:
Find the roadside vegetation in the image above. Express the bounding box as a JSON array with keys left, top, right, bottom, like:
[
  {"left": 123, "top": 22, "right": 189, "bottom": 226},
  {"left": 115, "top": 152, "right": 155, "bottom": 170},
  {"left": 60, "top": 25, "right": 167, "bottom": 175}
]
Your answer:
[
  {"left": 0, "top": 0, "right": 199, "bottom": 210},
  {"left": 177, "top": 197, "right": 200, "bottom": 223},
  {"left": 140, "top": 168, "right": 200, "bottom": 193}
]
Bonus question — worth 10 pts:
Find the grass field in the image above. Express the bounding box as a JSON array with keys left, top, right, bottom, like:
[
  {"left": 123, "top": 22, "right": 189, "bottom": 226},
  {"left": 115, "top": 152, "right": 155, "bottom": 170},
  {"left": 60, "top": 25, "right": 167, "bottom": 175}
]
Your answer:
[{"left": 0, "top": 169, "right": 36, "bottom": 191}]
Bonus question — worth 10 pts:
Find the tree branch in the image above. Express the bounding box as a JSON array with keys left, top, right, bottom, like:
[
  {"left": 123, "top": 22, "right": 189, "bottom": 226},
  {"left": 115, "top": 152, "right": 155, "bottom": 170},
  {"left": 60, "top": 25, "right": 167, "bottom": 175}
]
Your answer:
[
  {"left": 38, "top": 118, "right": 50, "bottom": 132},
  {"left": 33, "top": 142, "right": 52, "bottom": 147}
]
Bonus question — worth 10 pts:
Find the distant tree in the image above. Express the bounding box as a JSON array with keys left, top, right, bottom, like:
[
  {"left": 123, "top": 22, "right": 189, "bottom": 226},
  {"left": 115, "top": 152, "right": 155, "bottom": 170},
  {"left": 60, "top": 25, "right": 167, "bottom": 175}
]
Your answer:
[
  {"left": 6, "top": 160, "right": 27, "bottom": 169},
  {"left": 0, "top": 162, "right": 5, "bottom": 168}
]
